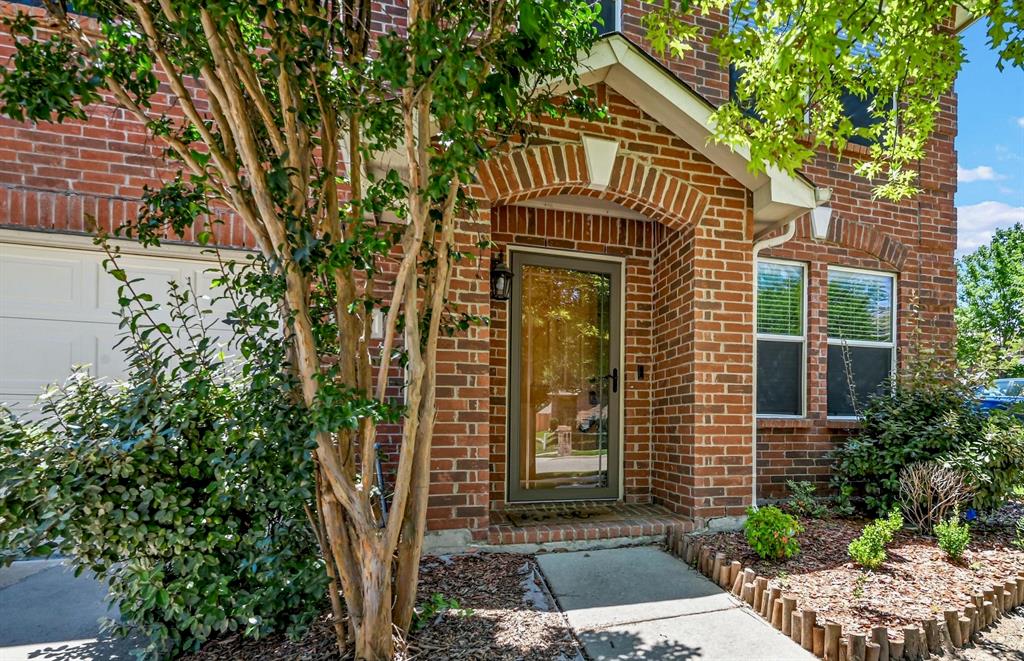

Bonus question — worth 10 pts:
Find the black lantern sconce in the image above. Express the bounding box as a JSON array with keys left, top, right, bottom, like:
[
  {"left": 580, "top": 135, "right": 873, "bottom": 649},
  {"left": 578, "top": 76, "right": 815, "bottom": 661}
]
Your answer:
[{"left": 490, "top": 251, "right": 513, "bottom": 301}]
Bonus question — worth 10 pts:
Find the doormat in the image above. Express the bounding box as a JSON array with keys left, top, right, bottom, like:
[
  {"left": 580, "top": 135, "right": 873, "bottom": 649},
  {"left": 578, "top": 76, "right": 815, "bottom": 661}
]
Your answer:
[{"left": 503, "top": 505, "right": 618, "bottom": 526}]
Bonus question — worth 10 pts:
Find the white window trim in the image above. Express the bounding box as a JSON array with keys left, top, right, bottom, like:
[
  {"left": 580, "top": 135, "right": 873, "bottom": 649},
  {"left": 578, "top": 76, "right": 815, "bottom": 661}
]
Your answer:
[
  {"left": 826, "top": 265, "right": 898, "bottom": 420},
  {"left": 756, "top": 258, "right": 807, "bottom": 419}
]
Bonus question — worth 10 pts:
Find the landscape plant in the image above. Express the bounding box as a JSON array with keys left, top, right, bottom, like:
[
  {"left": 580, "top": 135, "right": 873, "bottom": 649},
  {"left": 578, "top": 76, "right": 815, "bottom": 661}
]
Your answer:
[
  {"left": 897, "top": 462, "right": 973, "bottom": 533},
  {"left": 847, "top": 510, "right": 903, "bottom": 570},
  {"left": 785, "top": 480, "right": 829, "bottom": 519},
  {"left": 934, "top": 510, "right": 971, "bottom": 562},
  {"left": 832, "top": 363, "right": 1024, "bottom": 516},
  {"left": 0, "top": 260, "right": 325, "bottom": 657},
  {"left": 744, "top": 505, "right": 803, "bottom": 560}
]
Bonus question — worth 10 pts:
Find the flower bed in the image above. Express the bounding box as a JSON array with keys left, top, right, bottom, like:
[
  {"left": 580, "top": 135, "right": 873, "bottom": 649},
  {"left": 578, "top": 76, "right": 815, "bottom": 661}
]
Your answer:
[{"left": 667, "top": 506, "right": 1024, "bottom": 661}]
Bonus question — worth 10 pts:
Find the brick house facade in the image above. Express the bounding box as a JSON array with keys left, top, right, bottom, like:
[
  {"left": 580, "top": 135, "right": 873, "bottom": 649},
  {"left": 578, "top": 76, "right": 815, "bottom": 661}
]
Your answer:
[{"left": 0, "top": 2, "right": 957, "bottom": 545}]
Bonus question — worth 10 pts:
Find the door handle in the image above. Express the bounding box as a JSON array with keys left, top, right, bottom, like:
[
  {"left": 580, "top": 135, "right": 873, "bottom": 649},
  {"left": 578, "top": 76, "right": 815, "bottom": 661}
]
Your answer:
[{"left": 603, "top": 368, "right": 618, "bottom": 394}]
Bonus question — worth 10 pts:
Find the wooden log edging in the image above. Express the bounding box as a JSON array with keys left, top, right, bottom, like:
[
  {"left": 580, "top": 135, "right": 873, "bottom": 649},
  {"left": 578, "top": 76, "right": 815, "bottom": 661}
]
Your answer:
[{"left": 665, "top": 530, "right": 1024, "bottom": 660}]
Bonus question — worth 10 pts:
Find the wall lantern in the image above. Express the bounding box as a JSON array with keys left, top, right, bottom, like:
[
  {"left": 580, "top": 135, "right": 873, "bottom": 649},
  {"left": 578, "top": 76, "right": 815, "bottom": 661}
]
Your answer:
[{"left": 490, "top": 251, "right": 514, "bottom": 301}]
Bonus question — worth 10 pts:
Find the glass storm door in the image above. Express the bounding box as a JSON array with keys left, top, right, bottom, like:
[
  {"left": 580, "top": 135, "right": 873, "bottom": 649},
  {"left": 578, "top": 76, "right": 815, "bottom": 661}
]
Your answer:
[{"left": 508, "top": 251, "right": 621, "bottom": 502}]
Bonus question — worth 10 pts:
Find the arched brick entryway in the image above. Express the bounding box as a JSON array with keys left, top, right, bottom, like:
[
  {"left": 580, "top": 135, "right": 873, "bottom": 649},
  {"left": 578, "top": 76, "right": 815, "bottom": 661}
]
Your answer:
[{"left": 478, "top": 142, "right": 710, "bottom": 231}]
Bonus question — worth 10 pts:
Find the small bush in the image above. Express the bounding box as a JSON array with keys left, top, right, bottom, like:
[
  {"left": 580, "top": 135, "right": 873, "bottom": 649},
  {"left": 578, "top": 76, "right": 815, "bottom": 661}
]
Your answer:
[
  {"left": 744, "top": 506, "right": 802, "bottom": 560},
  {"left": 832, "top": 483, "right": 856, "bottom": 518},
  {"left": 413, "top": 593, "right": 474, "bottom": 631},
  {"left": 898, "top": 462, "right": 973, "bottom": 533},
  {"left": 1014, "top": 517, "right": 1024, "bottom": 551},
  {"left": 934, "top": 511, "right": 971, "bottom": 561},
  {"left": 786, "top": 480, "right": 828, "bottom": 519},
  {"left": 848, "top": 510, "right": 903, "bottom": 569},
  {"left": 832, "top": 363, "right": 1024, "bottom": 516}
]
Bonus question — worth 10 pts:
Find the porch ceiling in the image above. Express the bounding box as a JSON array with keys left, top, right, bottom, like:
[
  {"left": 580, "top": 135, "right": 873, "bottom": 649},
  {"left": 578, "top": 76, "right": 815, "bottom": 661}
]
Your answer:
[{"left": 548, "top": 34, "right": 820, "bottom": 237}]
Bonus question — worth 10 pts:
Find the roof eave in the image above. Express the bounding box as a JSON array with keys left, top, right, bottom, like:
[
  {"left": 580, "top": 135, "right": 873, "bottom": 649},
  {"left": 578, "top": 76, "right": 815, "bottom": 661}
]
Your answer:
[{"left": 565, "top": 35, "right": 817, "bottom": 233}]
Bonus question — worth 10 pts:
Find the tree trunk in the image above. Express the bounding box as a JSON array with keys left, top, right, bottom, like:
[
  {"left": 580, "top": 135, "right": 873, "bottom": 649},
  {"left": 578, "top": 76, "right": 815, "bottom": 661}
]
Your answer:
[{"left": 353, "top": 556, "right": 395, "bottom": 661}]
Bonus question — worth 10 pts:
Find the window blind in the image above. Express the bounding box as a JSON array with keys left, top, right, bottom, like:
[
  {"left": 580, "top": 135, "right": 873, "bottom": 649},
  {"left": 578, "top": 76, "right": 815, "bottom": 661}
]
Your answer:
[
  {"left": 757, "top": 262, "right": 803, "bottom": 336},
  {"left": 828, "top": 270, "right": 893, "bottom": 342}
]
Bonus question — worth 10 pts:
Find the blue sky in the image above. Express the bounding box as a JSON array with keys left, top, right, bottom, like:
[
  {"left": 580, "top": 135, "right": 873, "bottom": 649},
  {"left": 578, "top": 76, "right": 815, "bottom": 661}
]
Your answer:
[{"left": 954, "top": 20, "right": 1024, "bottom": 256}]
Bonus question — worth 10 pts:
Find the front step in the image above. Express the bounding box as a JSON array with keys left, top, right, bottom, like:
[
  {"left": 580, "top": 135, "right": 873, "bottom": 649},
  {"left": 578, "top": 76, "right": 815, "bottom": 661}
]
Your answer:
[{"left": 487, "top": 502, "right": 693, "bottom": 549}]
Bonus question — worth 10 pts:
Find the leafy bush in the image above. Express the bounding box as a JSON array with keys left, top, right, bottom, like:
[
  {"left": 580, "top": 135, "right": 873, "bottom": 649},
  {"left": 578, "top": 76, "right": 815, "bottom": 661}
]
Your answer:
[
  {"left": 744, "top": 506, "right": 802, "bottom": 560},
  {"left": 832, "top": 364, "right": 1024, "bottom": 515},
  {"left": 0, "top": 261, "right": 325, "bottom": 658},
  {"left": 934, "top": 511, "right": 971, "bottom": 561},
  {"left": 832, "top": 483, "right": 856, "bottom": 518},
  {"left": 786, "top": 480, "right": 829, "bottom": 518},
  {"left": 949, "top": 408, "right": 1024, "bottom": 511},
  {"left": 1014, "top": 517, "right": 1024, "bottom": 551},
  {"left": 847, "top": 510, "right": 903, "bottom": 569}
]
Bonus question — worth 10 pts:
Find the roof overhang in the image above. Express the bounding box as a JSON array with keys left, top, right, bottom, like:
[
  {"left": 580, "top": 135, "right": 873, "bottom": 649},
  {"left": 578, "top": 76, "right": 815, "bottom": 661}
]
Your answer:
[{"left": 547, "top": 34, "right": 819, "bottom": 236}]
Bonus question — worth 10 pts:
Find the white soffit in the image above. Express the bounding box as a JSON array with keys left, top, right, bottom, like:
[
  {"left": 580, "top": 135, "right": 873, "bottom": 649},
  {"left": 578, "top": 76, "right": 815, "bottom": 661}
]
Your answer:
[{"left": 560, "top": 35, "right": 817, "bottom": 229}]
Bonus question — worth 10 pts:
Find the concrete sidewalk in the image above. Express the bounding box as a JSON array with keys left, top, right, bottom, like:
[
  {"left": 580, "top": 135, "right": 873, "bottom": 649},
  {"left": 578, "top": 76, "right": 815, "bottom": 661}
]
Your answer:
[
  {"left": 0, "top": 560, "right": 136, "bottom": 661},
  {"left": 536, "top": 546, "right": 815, "bottom": 661}
]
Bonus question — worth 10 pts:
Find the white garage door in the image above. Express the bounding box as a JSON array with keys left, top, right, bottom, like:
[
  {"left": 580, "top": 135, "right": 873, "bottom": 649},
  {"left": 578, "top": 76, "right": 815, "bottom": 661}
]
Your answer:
[{"left": 0, "top": 230, "right": 241, "bottom": 414}]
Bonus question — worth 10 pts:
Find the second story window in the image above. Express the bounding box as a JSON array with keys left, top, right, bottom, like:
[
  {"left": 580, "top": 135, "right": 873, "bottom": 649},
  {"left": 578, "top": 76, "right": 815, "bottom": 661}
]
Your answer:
[
  {"left": 827, "top": 267, "right": 896, "bottom": 417},
  {"left": 592, "top": 0, "right": 620, "bottom": 35},
  {"left": 757, "top": 260, "right": 806, "bottom": 417}
]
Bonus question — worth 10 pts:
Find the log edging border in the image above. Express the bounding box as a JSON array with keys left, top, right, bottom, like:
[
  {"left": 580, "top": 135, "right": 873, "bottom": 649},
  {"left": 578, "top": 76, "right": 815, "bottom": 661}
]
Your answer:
[{"left": 666, "top": 528, "right": 1024, "bottom": 661}]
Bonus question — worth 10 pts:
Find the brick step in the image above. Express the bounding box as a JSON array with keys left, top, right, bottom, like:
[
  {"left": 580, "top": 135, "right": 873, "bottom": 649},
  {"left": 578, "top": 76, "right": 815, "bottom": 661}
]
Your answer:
[{"left": 487, "top": 502, "right": 693, "bottom": 546}]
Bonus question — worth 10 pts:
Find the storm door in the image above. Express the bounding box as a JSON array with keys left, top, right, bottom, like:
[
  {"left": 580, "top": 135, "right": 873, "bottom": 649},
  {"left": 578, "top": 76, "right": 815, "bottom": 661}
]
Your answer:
[{"left": 507, "top": 251, "right": 622, "bottom": 502}]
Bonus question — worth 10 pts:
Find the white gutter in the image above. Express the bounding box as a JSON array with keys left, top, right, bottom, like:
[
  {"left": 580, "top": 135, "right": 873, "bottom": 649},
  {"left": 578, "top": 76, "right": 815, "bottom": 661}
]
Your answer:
[
  {"left": 750, "top": 220, "right": 798, "bottom": 509},
  {"left": 749, "top": 189, "right": 832, "bottom": 509}
]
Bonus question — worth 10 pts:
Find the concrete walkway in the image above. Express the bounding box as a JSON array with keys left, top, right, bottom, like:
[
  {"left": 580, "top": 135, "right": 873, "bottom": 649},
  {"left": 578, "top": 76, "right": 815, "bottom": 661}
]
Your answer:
[
  {"left": 536, "top": 546, "right": 816, "bottom": 661},
  {"left": 0, "top": 560, "right": 136, "bottom": 660}
]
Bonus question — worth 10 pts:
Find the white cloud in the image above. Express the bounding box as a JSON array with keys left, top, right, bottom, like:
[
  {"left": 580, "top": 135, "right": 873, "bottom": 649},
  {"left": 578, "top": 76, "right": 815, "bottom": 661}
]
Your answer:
[
  {"left": 1017, "top": 117, "right": 1024, "bottom": 128},
  {"left": 957, "top": 200, "right": 1024, "bottom": 256},
  {"left": 957, "top": 165, "right": 1004, "bottom": 183}
]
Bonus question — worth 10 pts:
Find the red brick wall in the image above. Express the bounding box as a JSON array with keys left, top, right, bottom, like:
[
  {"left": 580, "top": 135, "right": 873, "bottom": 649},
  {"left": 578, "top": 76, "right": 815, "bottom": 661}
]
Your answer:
[{"left": 756, "top": 121, "right": 958, "bottom": 500}]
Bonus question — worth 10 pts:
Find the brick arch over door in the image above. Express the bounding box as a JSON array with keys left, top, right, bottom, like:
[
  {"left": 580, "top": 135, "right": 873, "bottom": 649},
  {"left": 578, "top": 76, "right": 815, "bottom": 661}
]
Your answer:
[
  {"left": 796, "top": 213, "right": 911, "bottom": 269},
  {"left": 477, "top": 142, "right": 710, "bottom": 230}
]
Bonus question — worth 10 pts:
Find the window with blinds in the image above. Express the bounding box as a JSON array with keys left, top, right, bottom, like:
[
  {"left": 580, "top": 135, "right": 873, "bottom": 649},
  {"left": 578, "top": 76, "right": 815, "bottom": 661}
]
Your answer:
[
  {"left": 827, "top": 268, "right": 896, "bottom": 417},
  {"left": 757, "top": 261, "right": 805, "bottom": 416}
]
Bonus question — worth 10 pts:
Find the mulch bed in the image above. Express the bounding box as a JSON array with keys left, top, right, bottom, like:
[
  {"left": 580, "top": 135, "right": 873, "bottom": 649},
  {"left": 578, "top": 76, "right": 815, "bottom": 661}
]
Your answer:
[
  {"left": 697, "top": 502, "right": 1024, "bottom": 633},
  {"left": 186, "top": 552, "right": 580, "bottom": 660}
]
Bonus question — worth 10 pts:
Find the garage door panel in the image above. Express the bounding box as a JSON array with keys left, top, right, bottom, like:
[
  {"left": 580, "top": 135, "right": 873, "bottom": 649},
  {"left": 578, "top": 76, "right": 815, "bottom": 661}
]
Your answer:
[
  {"left": 2, "top": 235, "right": 243, "bottom": 419},
  {"left": 0, "top": 249, "right": 91, "bottom": 318},
  {"left": 0, "top": 317, "right": 97, "bottom": 396}
]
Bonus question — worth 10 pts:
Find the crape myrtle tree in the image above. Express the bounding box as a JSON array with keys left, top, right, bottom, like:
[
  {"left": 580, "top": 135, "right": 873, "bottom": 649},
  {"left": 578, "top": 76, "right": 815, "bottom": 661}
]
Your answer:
[{"left": 0, "top": 1, "right": 600, "bottom": 658}]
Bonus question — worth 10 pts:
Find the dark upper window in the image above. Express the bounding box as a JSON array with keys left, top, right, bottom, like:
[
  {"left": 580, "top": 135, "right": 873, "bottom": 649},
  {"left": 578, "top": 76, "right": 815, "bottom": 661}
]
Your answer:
[
  {"left": 592, "top": 0, "right": 619, "bottom": 35},
  {"left": 728, "top": 66, "right": 887, "bottom": 147},
  {"left": 826, "top": 268, "right": 896, "bottom": 417}
]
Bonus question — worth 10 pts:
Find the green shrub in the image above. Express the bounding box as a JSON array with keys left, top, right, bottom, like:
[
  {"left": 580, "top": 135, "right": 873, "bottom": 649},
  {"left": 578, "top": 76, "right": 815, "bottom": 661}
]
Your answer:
[
  {"left": 848, "top": 510, "right": 903, "bottom": 569},
  {"left": 832, "top": 364, "right": 1024, "bottom": 515},
  {"left": 0, "top": 268, "right": 325, "bottom": 658},
  {"left": 744, "top": 506, "right": 803, "bottom": 560},
  {"left": 1014, "top": 517, "right": 1024, "bottom": 551},
  {"left": 934, "top": 511, "right": 971, "bottom": 561},
  {"left": 786, "top": 480, "right": 828, "bottom": 518}
]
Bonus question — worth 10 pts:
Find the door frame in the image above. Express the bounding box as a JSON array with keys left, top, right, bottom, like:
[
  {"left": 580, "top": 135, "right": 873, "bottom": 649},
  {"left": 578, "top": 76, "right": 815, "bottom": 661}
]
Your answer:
[{"left": 505, "top": 245, "right": 625, "bottom": 503}]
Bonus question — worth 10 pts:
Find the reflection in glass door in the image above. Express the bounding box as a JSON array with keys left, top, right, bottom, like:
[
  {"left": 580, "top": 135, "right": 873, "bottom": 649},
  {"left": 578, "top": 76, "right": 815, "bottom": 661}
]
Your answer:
[{"left": 508, "top": 251, "right": 621, "bottom": 502}]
